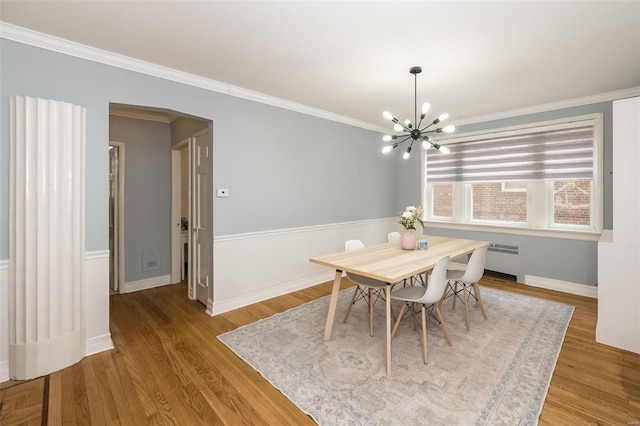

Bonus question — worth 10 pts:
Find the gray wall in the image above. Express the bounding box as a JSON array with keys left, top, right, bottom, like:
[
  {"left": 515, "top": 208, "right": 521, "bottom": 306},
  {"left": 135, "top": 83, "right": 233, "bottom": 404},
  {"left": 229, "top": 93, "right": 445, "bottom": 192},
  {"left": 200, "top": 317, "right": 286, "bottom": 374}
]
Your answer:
[
  {"left": 0, "top": 39, "right": 396, "bottom": 259},
  {"left": 396, "top": 102, "right": 613, "bottom": 286},
  {"left": 0, "top": 38, "right": 617, "bottom": 287},
  {"left": 110, "top": 116, "right": 172, "bottom": 282}
]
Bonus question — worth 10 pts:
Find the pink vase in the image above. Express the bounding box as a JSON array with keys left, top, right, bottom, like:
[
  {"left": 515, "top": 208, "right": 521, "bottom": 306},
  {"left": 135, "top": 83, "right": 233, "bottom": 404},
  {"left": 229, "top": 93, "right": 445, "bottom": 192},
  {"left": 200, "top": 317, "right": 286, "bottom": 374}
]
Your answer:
[{"left": 400, "top": 230, "right": 416, "bottom": 250}]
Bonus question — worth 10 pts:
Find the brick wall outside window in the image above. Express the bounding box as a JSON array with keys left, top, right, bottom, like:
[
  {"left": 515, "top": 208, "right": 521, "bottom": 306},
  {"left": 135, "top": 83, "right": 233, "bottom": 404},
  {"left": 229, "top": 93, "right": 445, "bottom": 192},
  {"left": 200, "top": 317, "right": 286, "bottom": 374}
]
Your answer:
[
  {"left": 553, "top": 180, "right": 591, "bottom": 226},
  {"left": 433, "top": 184, "right": 453, "bottom": 217},
  {"left": 472, "top": 183, "right": 527, "bottom": 222}
]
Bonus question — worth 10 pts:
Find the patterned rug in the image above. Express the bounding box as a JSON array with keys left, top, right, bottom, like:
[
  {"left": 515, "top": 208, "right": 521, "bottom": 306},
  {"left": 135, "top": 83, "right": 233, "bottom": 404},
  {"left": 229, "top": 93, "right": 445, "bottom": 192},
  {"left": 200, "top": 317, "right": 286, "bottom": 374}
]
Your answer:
[{"left": 218, "top": 287, "right": 574, "bottom": 425}]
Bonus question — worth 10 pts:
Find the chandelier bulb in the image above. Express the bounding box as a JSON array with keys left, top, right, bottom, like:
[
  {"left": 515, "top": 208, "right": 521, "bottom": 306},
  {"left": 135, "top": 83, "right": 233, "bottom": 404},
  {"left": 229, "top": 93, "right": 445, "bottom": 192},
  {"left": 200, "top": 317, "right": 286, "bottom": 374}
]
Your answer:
[
  {"left": 421, "top": 140, "right": 431, "bottom": 150},
  {"left": 442, "top": 124, "right": 456, "bottom": 133},
  {"left": 393, "top": 123, "right": 404, "bottom": 133},
  {"left": 402, "top": 151, "right": 411, "bottom": 160},
  {"left": 382, "top": 135, "right": 393, "bottom": 142},
  {"left": 421, "top": 102, "right": 431, "bottom": 115},
  {"left": 439, "top": 146, "right": 451, "bottom": 154},
  {"left": 404, "top": 119, "right": 412, "bottom": 128},
  {"left": 438, "top": 112, "right": 449, "bottom": 122},
  {"left": 381, "top": 145, "right": 393, "bottom": 154},
  {"left": 383, "top": 111, "right": 394, "bottom": 121}
]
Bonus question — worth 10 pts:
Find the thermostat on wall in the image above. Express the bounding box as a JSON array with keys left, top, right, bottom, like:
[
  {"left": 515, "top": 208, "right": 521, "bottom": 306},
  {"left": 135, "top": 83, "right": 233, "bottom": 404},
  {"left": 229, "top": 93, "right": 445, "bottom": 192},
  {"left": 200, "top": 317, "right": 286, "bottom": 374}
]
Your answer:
[{"left": 217, "top": 188, "right": 229, "bottom": 197}]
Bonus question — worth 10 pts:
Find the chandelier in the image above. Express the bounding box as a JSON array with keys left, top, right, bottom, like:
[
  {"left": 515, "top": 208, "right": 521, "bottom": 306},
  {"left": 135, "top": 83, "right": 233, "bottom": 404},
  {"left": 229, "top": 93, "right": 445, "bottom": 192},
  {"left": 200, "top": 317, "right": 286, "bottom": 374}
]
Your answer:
[{"left": 381, "top": 66, "right": 454, "bottom": 159}]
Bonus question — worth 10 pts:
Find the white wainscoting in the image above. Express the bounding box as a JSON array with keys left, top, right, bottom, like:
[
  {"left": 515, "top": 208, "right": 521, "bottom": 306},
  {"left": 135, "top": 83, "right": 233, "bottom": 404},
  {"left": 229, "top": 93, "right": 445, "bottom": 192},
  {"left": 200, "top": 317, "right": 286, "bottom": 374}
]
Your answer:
[
  {"left": 0, "top": 260, "right": 8, "bottom": 382},
  {"left": 211, "top": 218, "right": 398, "bottom": 315},
  {"left": 84, "top": 251, "right": 114, "bottom": 356}
]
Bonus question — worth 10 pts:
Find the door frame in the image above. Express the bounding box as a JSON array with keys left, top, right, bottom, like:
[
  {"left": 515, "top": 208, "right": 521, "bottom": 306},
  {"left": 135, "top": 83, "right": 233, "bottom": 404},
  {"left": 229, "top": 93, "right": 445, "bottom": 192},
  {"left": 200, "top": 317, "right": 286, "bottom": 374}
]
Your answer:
[
  {"left": 109, "top": 141, "right": 126, "bottom": 294},
  {"left": 171, "top": 138, "right": 190, "bottom": 291}
]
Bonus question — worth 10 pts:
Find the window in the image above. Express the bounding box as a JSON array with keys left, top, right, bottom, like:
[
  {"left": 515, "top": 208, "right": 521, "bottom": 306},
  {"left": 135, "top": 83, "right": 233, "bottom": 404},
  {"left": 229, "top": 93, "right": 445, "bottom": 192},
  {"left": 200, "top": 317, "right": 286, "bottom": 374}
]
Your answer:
[
  {"left": 552, "top": 179, "right": 592, "bottom": 226},
  {"left": 472, "top": 182, "right": 527, "bottom": 223},
  {"left": 432, "top": 184, "right": 453, "bottom": 218},
  {"left": 424, "top": 114, "right": 603, "bottom": 236}
]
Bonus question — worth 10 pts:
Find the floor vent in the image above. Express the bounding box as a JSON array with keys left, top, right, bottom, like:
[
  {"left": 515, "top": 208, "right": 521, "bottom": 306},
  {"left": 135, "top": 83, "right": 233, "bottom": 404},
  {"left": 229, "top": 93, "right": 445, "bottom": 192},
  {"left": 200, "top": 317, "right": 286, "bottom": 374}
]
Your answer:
[{"left": 488, "top": 243, "right": 519, "bottom": 255}]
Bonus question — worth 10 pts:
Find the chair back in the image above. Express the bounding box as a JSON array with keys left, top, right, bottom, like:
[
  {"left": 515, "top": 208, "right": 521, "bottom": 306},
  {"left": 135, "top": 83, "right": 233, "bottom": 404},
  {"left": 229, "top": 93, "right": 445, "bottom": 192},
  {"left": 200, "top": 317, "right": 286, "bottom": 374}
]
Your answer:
[
  {"left": 418, "top": 256, "right": 450, "bottom": 305},
  {"left": 345, "top": 239, "right": 364, "bottom": 252},
  {"left": 459, "top": 245, "right": 489, "bottom": 284},
  {"left": 387, "top": 232, "right": 401, "bottom": 243}
]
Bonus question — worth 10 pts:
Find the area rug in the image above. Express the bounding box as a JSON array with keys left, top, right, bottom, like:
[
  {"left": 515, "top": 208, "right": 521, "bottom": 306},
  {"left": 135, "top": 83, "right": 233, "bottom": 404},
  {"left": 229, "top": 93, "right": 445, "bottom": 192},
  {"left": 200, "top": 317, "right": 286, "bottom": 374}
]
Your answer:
[{"left": 218, "top": 287, "right": 574, "bottom": 425}]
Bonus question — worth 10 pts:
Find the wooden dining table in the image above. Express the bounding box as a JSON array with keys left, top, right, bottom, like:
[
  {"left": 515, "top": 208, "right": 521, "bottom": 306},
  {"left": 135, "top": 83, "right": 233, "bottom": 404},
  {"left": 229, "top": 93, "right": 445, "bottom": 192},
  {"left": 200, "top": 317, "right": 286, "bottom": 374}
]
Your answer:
[{"left": 309, "top": 234, "right": 489, "bottom": 376}]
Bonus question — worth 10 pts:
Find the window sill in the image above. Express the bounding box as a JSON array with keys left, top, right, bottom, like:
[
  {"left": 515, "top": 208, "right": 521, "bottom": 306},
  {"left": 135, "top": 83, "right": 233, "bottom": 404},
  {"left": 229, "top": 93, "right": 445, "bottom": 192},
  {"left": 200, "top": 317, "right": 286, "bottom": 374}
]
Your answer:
[{"left": 425, "top": 220, "right": 602, "bottom": 242}]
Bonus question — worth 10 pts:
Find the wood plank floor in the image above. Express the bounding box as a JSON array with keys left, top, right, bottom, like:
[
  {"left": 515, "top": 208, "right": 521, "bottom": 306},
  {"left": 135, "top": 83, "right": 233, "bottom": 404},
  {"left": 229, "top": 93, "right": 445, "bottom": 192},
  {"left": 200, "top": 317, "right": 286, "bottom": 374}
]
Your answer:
[{"left": 1, "top": 276, "right": 639, "bottom": 425}]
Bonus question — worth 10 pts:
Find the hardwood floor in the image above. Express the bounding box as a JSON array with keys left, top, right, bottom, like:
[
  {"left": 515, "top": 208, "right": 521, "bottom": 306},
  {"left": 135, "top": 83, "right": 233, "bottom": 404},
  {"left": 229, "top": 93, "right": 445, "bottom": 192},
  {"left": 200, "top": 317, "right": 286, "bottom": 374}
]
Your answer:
[{"left": 1, "top": 276, "right": 639, "bottom": 425}]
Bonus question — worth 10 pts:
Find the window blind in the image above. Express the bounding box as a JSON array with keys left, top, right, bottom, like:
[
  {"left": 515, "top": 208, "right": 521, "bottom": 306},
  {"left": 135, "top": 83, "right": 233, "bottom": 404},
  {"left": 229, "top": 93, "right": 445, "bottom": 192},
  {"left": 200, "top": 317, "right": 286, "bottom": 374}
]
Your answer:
[{"left": 426, "top": 124, "right": 594, "bottom": 183}]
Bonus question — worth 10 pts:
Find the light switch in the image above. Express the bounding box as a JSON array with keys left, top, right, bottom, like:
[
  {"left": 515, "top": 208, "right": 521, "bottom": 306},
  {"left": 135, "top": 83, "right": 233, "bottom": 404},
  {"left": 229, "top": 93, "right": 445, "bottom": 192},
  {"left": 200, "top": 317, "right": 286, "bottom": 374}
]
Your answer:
[{"left": 217, "top": 188, "right": 229, "bottom": 197}]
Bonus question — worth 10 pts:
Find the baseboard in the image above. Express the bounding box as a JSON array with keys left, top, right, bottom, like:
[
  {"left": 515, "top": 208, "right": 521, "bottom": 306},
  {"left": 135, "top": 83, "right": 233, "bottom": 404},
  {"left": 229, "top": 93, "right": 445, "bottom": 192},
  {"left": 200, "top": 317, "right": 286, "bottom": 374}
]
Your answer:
[
  {"left": 211, "top": 271, "right": 336, "bottom": 315},
  {"left": 124, "top": 274, "right": 171, "bottom": 293},
  {"left": 85, "top": 333, "right": 114, "bottom": 357},
  {"left": 0, "top": 361, "right": 9, "bottom": 383},
  {"left": 524, "top": 275, "right": 597, "bottom": 298}
]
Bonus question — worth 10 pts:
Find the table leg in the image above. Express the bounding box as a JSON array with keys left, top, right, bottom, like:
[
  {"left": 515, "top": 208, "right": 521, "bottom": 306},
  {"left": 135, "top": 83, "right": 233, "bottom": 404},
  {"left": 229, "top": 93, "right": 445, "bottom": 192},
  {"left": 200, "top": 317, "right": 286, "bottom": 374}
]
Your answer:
[
  {"left": 385, "top": 284, "right": 392, "bottom": 376},
  {"left": 323, "top": 270, "right": 343, "bottom": 341}
]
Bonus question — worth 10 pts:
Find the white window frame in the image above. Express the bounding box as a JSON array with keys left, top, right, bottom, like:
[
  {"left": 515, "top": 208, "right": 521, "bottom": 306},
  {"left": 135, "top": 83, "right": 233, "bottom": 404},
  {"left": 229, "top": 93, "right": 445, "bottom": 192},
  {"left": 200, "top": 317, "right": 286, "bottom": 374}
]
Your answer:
[{"left": 422, "top": 113, "right": 603, "bottom": 241}]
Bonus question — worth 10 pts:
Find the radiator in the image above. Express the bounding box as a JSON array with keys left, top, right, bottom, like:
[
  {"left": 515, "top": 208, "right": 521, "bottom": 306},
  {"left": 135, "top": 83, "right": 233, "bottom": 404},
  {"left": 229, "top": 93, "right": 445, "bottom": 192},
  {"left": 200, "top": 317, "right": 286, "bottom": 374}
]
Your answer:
[{"left": 488, "top": 243, "right": 519, "bottom": 255}]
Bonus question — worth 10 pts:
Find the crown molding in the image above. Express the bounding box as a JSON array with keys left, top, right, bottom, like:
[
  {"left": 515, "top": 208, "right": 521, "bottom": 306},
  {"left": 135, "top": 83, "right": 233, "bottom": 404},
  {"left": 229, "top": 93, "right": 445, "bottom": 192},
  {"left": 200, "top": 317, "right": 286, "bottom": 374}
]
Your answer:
[
  {"left": 453, "top": 87, "right": 640, "bottom": 126},
  {"left": 2, "top": 21, "right": 637, "bottom": 133},
  {"left": 0, "top": 21, "right": 387, "bottom": 133}
]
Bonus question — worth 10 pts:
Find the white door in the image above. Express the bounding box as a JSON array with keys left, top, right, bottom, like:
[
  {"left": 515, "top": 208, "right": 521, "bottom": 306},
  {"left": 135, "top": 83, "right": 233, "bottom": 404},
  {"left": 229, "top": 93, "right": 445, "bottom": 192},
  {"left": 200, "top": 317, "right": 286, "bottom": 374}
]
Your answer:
[{"left": 190, "top": 130, "right": 210, "bottom": 305}]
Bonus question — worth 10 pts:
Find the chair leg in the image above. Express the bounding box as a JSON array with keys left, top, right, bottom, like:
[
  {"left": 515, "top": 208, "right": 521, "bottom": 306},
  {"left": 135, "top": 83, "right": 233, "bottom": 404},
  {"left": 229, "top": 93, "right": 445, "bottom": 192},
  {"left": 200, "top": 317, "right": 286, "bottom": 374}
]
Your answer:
[
  {"left": 421, "top": 305, "right": 428, "bottom": 364},
  {"left": 472, "top": 282, "right": 488, "bottom": 319},
  {"left": 452, "top": 281, "right": 458, "bottom": 309},
  {"left": 435, "top": 302, "right": 452, "bottom": 347},
  {"left": 411, "top": 303, "right": 419, "bottom": 331},
  {"left": 369, "top": 288, "right": 374, "bottom": 337},
  {"left": 391, "top": 302, "right": 407, "bottom": 339},
  {"left": 343, "top": 285, "right": 359, "bottom": 323},
  {"left": 463, "top": 284, "right": 471, "bottom": 331}
]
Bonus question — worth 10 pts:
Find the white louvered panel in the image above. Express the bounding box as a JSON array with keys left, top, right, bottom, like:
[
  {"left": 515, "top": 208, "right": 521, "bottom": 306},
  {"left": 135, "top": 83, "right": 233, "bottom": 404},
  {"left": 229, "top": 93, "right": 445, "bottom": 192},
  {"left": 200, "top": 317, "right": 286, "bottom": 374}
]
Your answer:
[{"left": 9, "top": 96, "right": 86, "bottom": 380}]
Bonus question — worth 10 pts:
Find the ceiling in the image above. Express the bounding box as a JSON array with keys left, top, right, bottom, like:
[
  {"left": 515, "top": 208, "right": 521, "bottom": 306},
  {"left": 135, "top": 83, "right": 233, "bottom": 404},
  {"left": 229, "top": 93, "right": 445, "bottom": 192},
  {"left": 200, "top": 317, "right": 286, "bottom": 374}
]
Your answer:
[{"left": 1, "top": 1, "right": 639, "bottom": 131}]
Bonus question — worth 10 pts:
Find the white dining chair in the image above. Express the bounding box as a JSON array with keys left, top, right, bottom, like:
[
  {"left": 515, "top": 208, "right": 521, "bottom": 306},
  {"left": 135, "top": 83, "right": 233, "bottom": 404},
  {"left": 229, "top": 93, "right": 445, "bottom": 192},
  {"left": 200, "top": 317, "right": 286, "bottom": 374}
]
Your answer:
[
  {"left": 446, "top": 244, "right": 489, "bottom": 331},
  {"left": 343, "top": 239, "right": 389, "bottom": 337},
  {"left": 387, "top": 232, "right": 401, "bottom": 243},
  {"left": 390, "top": 256, "right": 451, "bottom": 364}
]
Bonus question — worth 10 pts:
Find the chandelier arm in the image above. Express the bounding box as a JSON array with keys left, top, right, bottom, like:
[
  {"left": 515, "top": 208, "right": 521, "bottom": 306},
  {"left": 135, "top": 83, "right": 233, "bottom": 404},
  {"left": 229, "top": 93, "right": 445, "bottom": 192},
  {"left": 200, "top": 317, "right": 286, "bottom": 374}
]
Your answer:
[
  {"left": 396, "top": 136, "right": 412, "bottom": 146},
  {"left": 422, "top": 129, "right": 444, "bottom": 135},
  {"left": 420, "top": 123, "right": 435, "bottom": 132}
]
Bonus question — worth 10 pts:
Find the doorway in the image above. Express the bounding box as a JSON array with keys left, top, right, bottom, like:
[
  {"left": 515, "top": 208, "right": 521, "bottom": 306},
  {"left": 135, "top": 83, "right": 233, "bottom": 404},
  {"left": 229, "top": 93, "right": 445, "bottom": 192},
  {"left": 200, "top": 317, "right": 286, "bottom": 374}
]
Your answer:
[{"left": 109, "top": 105, "right": 212, "bottom": 310}]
